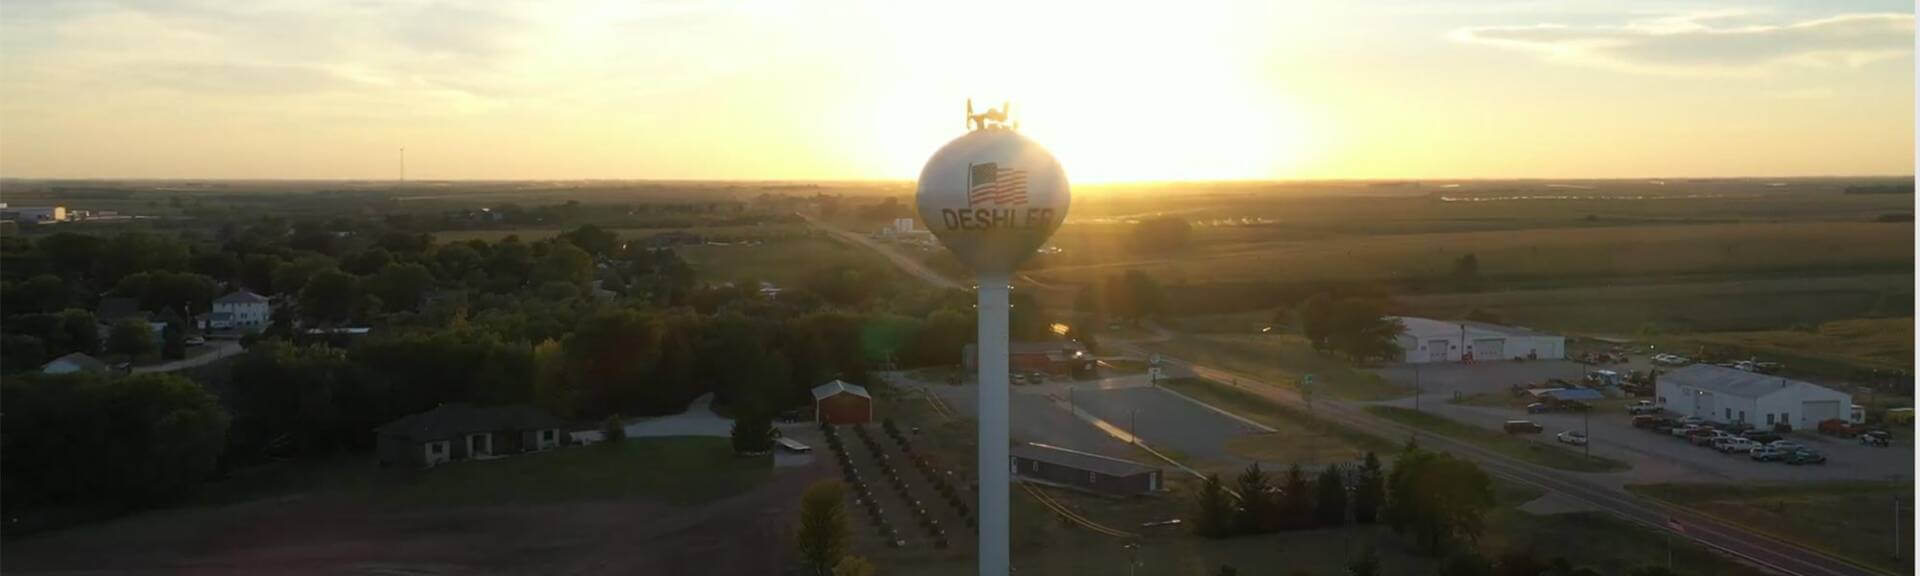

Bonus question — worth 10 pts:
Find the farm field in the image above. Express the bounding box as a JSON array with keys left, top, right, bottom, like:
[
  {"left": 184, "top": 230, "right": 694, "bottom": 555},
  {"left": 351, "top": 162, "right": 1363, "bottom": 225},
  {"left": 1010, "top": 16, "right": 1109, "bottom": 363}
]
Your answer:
[
  {"left": 1397, "top": 274, "right": 1913, "bottom": 336},
  {"left": 1656, "top": 318, "right": 1914, "bottom": 378},
  {"left": 431, "top": 223, "right": 811, "bottom": 244},
  {"left": 1626, "top": 482, "right": 1914, "bottom": 575},
  {"left": 677, "top": 235, "right": 890, "bottom": 287}
]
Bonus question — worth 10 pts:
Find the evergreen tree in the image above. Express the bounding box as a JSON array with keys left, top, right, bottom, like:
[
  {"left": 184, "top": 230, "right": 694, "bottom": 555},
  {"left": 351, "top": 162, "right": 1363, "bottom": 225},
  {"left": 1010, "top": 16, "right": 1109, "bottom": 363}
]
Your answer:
[
  {"left": 1280, "top": 463, "right": 1314, "bottom": 529},
  {"left": 1315, "top": 463, "right": 1348, "bottom": 526},
  {"left": 1234, "top": 463, "right": 1273, "bottom": 534},
  {"left": 1193, "top": 473, "right": 1235, "bottom": 539},
  {"left": 797, "top": 481, "right": 852, "bottom": 576},
  {"left": 1353, "top": 451, "right": 1385, "bottom": 524}
]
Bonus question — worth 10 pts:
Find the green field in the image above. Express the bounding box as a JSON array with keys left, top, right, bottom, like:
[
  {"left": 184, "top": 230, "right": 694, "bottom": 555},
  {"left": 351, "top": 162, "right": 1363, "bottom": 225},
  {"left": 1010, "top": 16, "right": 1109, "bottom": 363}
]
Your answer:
[
  {"left": 1147, "top": 333, "right": 1410, "bottom": 401},
  {"left": 677, "top": 235, "right": 879, "bottom": 286},
  {"left": 1627, "top": 482, "right": 1914, "bottom": 575},
  {"left": 1365, "top": 406, "right": 1630, "bottom": 473},
  {"left": 431, "top": 223, "right": 811, "bottom": 244}
]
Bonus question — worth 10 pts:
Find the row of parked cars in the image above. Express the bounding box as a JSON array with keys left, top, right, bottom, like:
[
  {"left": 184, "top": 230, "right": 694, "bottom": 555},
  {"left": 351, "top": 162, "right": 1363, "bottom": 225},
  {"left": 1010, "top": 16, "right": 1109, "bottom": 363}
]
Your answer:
[{"left": 1635, "top": 415, "right": 1828, "bottom": 465}]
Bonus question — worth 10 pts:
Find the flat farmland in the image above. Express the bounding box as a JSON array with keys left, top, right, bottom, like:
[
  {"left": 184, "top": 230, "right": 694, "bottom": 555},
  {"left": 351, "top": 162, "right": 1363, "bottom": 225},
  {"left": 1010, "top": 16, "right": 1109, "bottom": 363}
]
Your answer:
[
  {"left": 1031, "top": 221, "right": 1912, "bottom": 287},
  {"left": 431, "top": 223, "right": 811, "bottom": 244},
  {"left": 1398, "top": 274, "right": 1913, "bottom": 334}
]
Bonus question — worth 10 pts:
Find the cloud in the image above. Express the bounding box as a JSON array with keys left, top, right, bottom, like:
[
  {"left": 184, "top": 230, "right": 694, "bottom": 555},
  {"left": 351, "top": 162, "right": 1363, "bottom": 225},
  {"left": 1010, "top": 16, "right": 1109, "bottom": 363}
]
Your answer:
[{"left": 1451, "top": 12, "right": 1914, "bottom": 76}]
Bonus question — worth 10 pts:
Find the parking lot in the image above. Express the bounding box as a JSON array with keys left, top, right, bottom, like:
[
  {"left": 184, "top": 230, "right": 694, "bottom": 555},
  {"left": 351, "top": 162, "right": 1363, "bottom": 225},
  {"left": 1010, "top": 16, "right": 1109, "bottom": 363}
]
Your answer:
[{"left": 1375, "top": 362, "right": 1914, "bottom": 486}]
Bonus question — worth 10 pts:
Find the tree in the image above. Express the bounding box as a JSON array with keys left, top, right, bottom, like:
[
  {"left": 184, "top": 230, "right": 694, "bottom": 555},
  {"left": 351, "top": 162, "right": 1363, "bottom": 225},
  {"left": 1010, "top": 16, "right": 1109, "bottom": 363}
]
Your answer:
[
  {"left": 535, "top": 240, "right": 594, "bottom": 287},
  {"left": 1438, "top": 552, "right": 1494, "bottom": 576},
  {"left": 1301, "top": 292, "right": 1335, "bottom": 351},
  {"left": 600, "top": 414, "right": 628, "bottom": 443},
  {"left": 1625, "top": 567, "right": 1681, "bottom": 576},
  {"left": 369, "top": 262, "right": 436, "bottom": 312},
  {"left": 731, "top": 412, "right": 773, "bottom": 454},
  {"left": 1493, "top": 548, "right": 1546, "bottom": 576},
  {"left": 1353, "top": 451, "right": 1385, "bottom": 524},
  {"left": 227, "top": 342, "right": 369, "bottom": 458},
  {"left": 1280, "top": 463, "right": 1313, "bottom": 529},
  {"left": 161, "top": 321, "right": 187, "bottom": 360},
  {"left": 1, "top": 372, "right": 229, "bottom": 512},
  {"left": 108, "top": 318, "right": 156, "bottom": 359},
  {"left": 1386, "top": 446, "right": 1494, "bottom": 553},
  {"left": 1328, "top": 298, "right": 1402, "bottom": 363},
  {"left": 1452, "top": 253, "right": 1480, "bottom": 289},
  {"left": 1233, "top": 463, "right": 1273, "bottom": 534},
  {"left": 1193, "top": 473, "right": 1235, "bottom": 539},
  {"left": 299, "top": 269, "right": 358, "bottom": 324},
  {"left": 558, "top": 225, "right": 620, "bottom": 257},
  {"left": 797, "top": 480, "right": 852, "bottom": 576},
  {"left": 1347, "top": 548, "right": 1380, "bottom": 576},
  {"left": 1315, "top": 463, "right": 1348, "bottom": 526},
  {"left": 832, "top": 556, "right": 876, "bottom": 576}
]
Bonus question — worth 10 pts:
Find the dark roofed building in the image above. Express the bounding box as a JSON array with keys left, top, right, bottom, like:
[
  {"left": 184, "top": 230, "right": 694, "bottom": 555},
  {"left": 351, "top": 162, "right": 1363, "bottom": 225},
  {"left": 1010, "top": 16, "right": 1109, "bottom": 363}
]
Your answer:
[
  {"left": 41, "top": 352, "right": 108, "bottom": 375},
  {"left": 376, "top": 403, "right": 567, "bottom": 468},
  {"left": 1010, "top": 442, "right": 1162, "bottom": 496},
  {"left": 962, "top": 340, "right": 1093, "bottom": 378}
]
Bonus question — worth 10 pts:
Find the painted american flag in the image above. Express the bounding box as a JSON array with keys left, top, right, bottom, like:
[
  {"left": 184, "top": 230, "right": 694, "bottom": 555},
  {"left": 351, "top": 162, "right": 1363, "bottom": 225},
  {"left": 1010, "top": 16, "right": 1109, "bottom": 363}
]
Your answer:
[{"left": 968, "top": 162, "right": 1028, "bottom": 207}]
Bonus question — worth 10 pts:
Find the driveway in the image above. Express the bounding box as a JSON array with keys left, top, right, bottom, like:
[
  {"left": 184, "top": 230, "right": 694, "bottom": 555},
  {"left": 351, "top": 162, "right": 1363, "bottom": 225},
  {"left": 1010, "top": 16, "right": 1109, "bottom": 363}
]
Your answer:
[
  {"left": 569, "top": 395, "right": 734, "bottom": 444},
  {"left": 132, "top": 340, "right": 244, "bottom": 374}
]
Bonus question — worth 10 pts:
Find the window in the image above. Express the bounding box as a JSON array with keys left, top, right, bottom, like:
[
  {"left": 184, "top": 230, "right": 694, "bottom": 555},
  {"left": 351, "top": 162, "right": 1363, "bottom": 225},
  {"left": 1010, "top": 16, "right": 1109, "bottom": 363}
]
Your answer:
[
  {"left": 429, "top": 442, "right": 445, "bottom": 454},
  {"left": 541, "top": 429, "right": 555, "bottom": 442},
  {"left": 1088, "top": 471, "right": 1097, "bottom": 484},
  {"left": 1724, "top": 408, "right": 1731, "bottom": 420},
  {"left": 1657, "top": 396, "right": 1666, "bottom": 404},
  {"left": 1766, "top": 414, "right": 1775, "bottom": 425},
  {"left": 1030, "top": 460, "right": 1039, "bottom": 472},
  {"left": 1738, "top": 410, "right": 1745, "bottom": 422}
]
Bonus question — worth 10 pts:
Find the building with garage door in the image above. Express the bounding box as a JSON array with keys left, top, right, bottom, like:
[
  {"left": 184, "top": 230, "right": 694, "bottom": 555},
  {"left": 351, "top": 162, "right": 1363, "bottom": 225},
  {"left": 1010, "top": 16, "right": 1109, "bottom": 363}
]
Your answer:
[
  {"left": 1391, "top": 316, "right": 1566, "bottom": 364},
  {"left": 1655, "top": 364, "right": 1852, "bottom": 430},
  {"left": 811, "top": 379, "right": 873, "bottom": 425},
  {"left": 1011, "top": 442, "right": 1162, "bottom": 496}
]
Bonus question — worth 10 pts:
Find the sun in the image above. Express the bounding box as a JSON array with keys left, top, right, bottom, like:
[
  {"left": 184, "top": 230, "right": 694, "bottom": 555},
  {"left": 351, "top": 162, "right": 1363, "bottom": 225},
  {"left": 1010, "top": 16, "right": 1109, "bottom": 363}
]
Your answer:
[{"left": 860, "top": 1, "right": 1315, "bottom": 183}]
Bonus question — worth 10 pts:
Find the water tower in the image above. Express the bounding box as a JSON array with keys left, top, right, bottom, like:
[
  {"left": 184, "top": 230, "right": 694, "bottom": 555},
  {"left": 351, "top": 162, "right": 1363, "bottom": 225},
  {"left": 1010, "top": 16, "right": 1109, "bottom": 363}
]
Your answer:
[{"left": 916, "top": 102, "right": 1069, "bottom": 576}]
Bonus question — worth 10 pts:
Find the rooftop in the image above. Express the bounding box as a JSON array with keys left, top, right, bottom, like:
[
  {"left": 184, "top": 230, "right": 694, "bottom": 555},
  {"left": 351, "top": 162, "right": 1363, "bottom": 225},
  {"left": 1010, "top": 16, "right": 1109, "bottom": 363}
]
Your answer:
[
  {"left": 1011, "top": 442, "right": 1159, "bottom": 478},
  {"left": 811, "top": 379, "right": 870, "bottom": 400},
  {"left": 42, "top": 352, "right": 108, "bottom": 373},
  {"left": 215, "top": 290, "right": 269, "bottom": 304},
  {"left": 1390, "top": 316, "right": 1559, "bottom": 339},
  {"left": 1660, "top": 364, "right": 1831, "bottom": 400}
]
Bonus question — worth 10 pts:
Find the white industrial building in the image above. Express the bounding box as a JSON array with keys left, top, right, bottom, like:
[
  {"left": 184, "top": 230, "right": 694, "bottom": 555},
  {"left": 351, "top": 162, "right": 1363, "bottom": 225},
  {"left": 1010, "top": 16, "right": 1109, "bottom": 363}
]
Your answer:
[
  {"left": 0, "top": 205, "right": 66, "bottom": 223},
  {"left": 1391, "top": 316, "right": 1565, "bottom": 364},
  {"left": 1655, "top": 364, "right": 1852, "bottom": 430}
]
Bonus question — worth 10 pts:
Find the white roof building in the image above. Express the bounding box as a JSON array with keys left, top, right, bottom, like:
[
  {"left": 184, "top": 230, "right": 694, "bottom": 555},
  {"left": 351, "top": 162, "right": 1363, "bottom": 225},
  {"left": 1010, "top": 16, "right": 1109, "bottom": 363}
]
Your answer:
[
  {"left": 1655, "top": 364, "right": 1851, "bottom": 430},
  {"left": 1391, "top": 316, "right": 1564, "bottom": 364}
]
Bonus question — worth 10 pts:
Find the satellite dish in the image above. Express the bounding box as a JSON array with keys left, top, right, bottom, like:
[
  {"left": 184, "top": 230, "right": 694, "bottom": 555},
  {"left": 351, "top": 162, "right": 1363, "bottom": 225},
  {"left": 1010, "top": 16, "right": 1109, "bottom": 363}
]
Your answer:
[{"left": 915, "top": 129, "right": 1070, "bottom": 277}]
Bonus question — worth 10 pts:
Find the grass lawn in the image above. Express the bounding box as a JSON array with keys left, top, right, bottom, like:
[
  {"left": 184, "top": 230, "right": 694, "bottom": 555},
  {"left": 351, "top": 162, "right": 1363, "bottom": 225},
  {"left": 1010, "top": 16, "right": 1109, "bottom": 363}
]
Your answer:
[
  {"left": 198, "top": 437, "right": 770, "bottom": 509},
  {"left": 1486, "top": 482, "right": 1770, "bottom": 576},
  {"left": 1365, "top": 406, "right": 1630, "bottom": 473},
  {"left": 1627, "top": 482, "right": 1915, "bottom": 575},
  {"left": 1148, "top": 333, "right": 1410, "bottom": 401},
  {"left": 1160, "top": 377, "right": 1393, "bottom": 455}
]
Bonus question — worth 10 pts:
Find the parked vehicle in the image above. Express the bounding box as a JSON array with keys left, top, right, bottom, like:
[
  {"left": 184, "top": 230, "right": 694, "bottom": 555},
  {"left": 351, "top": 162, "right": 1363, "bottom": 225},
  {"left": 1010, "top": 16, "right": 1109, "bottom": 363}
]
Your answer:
[
  {"left": 1714, "top": 437, "right": 1756, "bottom": 454},
  {"left": 1680, "top": 417, "right": 1705, "bottom": 426},
  {"left": 1650, "top": 418, "right": 1678, "bottom": 433},
  {"left": 1766, "top": 440, "right": 1803, "bottom": 452},
  {"left": 1861, "top": 430, "right": 1893, "bottom": 447},
  {"left": 1784, "top": 449, "right": 1826, "bottom": 465},
  {"left": 1819, "top": 419, "right": 1861, "bottom": 437},
  {"left": 1527, "top": 402, "right": 1550, "bottom": 414},
  {"left": 1632, "top": 415, "right": 1658, "bottom": 429},
  {"left": 1688, "top": 429, "right": 1724, "bottom": 446},
  {"left": 1739, "top": 432, "right": 1781, "bottom": 444},
  {"left": 1670, "top": 424, "right": 1702, "bottom": 438},
  {"left": 1652, "top": 353, "right": 1691, "bottom": 366},
  {"left": 1555, "top": 430, "right": 1588, "bottom": 445},
  {"left": 185, "top": 336, "right": 207, "bottom": 346},
  {"left": 1626, "top": 401, "right": 1660, "bottom": 415},
  {"left": 1749, "top": 447, "right": 1783, "bottom": 461},
  {"left": 1504, "top": 420, "right": 1545, "bottom": 434}
]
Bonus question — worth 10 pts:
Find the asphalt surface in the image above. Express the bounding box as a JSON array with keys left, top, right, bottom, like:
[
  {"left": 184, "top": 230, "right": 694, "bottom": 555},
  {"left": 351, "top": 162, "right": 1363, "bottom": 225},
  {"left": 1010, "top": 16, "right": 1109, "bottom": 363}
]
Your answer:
[{"left": 828, "top": 217, "right": 1891, "bottom": 576}]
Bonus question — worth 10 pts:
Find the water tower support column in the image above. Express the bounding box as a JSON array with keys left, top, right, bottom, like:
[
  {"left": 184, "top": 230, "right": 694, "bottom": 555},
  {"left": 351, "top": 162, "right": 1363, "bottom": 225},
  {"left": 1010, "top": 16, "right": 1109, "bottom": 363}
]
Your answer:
[{"left": 976, "top": 274, "right": 1011, "bottom": 576}]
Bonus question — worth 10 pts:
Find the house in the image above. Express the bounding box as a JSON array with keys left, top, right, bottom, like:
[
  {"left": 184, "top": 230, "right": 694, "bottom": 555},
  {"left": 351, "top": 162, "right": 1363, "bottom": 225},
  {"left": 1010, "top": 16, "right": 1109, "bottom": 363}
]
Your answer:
[
  {"left": 1654, "top": 364, "right": 1852, "bottom": 430},
  {"left": 1011, "top": 442, "right": 1162, "bottom": 496},
  {"left": 376, "top": 403, "right": 567, "bottom": 468},
  {"left": 812, "top": 379, "right": 873, "bottom": 425},
  {"left": 41, "top": 352, "right": 108, "bottom": 375},
  {"left": 1391, "top": 316, "right": 1565, "bottom": 364},
  {"left": 211, "top": 290, "right": 271, "bottom": 332},
  {"left": 962, "top": 341, "right": 1094, "bottom": 377}
]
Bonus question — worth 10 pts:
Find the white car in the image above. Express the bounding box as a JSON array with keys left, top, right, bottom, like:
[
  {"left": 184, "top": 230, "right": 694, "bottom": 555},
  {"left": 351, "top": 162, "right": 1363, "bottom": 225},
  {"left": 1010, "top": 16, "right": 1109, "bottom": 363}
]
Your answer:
[
  {"left": 1714, "top": 437, "right": 1757, "bottom": 454},
  {"left": 1556, "top": 430, "right": 1588, "bottom": 445},
  {"left": 1767, "top": 440, "right": 1803, "bottom": 452}
]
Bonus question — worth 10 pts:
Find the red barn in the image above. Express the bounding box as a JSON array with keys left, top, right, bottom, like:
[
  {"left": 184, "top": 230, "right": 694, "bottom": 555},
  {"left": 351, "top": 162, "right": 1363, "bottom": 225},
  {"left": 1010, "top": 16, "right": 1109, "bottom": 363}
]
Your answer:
[{"left": 811, "top": 380, "right": 873, "bottom": 425}]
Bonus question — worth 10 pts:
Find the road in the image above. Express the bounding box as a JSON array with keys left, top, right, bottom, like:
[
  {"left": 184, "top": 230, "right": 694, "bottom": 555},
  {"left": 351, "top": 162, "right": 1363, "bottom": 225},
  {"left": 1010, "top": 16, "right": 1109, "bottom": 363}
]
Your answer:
[
  {"left": 131, "top": 340, "right": 244, "bottom": 374},
  {"left": 798, "top": 213, "right": 961, "bottom": 290},
  {"left": 830, "top": 221, "right": 1888, "bottom": 576}
]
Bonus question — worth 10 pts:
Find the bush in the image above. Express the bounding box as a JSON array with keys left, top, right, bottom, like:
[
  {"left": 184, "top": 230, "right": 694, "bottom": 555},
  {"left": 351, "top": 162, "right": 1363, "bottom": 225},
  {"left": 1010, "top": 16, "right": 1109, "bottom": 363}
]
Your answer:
[
  {"left": 732, "top": 413, "right": 774, "bottom": 454},
  {"left": 600, "top": 414, "right": 627, "bottom": 444}
]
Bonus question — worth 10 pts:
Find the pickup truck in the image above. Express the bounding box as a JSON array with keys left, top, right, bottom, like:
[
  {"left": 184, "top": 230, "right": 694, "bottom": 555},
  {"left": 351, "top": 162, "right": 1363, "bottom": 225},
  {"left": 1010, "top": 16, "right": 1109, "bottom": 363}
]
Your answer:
[
  {"left": 1625, "top": 401, "right": 1660, "bottom": 415},
  {"left": 1504, "top": 420, "right": 1545, "bottom": 434}
]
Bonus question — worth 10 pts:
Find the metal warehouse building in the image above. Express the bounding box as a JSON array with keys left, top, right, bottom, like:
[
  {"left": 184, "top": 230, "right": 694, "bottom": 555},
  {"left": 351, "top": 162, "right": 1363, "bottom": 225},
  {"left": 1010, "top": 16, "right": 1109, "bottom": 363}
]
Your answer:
[
  {"left": 1655, "top": 364, "right": 1852, "bottom": 430},
  {"left": 1010, "top": 442, "right": 1162, "bottom": 496},
  {"left": 1391, "top": 316, "right": 1566, "bottom": 364}
]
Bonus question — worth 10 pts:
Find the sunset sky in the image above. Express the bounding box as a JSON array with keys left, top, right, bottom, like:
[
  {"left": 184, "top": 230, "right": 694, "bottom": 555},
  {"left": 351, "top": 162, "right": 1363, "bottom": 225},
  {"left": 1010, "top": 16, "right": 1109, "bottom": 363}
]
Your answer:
[{"left": 0, "top": 0, "right": 1912, "bottom": 181}]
